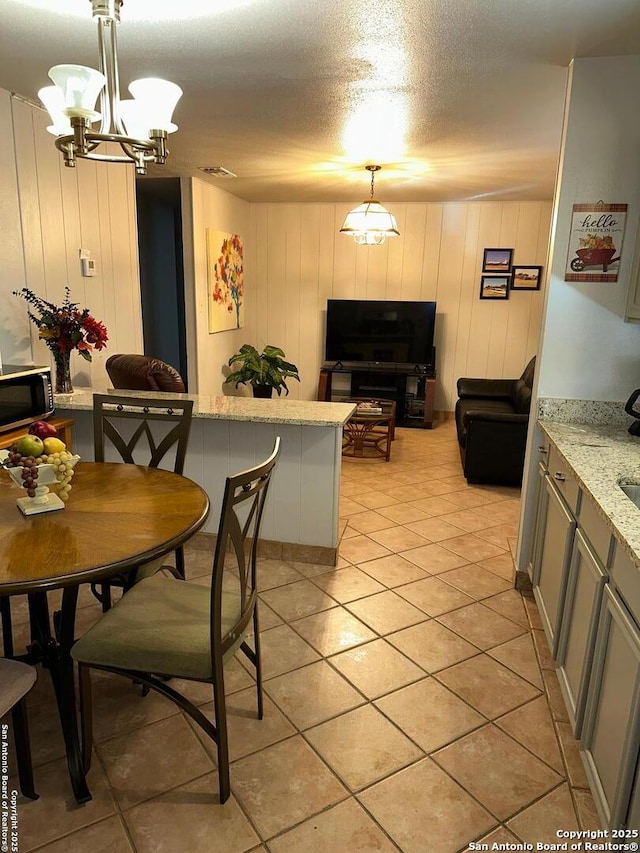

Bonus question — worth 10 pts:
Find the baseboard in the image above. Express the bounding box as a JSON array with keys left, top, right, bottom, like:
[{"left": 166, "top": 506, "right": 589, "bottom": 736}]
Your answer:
[{"left": 188, "top": 532, "right": 337, "bottom": 566}]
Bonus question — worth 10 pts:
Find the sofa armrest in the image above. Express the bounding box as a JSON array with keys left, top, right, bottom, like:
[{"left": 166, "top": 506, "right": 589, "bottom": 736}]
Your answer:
[
  {"left": 462, "top": 410, "right": 528, "bottom": 426},
  {"left": 456, "top": 378, "right": 514, "bottom": 399}
]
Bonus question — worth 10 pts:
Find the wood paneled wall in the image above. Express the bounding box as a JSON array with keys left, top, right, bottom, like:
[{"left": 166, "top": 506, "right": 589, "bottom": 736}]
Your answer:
[
  {"left": 249, "top": 201, "right": 552, "bottom": 412},
  {"left": 0, "top": 90, "right": 142, "bottom": 387}
]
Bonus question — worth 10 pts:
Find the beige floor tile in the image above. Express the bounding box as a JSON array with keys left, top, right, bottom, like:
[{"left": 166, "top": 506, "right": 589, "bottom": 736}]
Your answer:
[
  {"left": 483, "top": 588, "right": 529, "bottom": 627},
  {"left": 476, "top": 552, "right": 516, "bottom": 581},
  {"left": 123, "top": 773, "right": 259, "bottom": 852},
  {"left": 495, "top": 696, "right": 564, "bottom": 773},
  {"left": 288, "top": 559, "right": 347, "bottom": 578},
  {"left": 355, "top": 491, "right": 401, "bottom": 510},
  {"left": 415, "top": 479, "right": 463, "bottom": 496},
  {"left": 28, "top": 816, "right": 134, "bottom": 853},
  {"left": 346, "top": 510, "right": 398, "bottom": 534},
  {"left": 358, "top": 554, "right": 428, "bottom": 587},
  {"left": 489, "top": 633, "right": 543, "bottom": 688},
  {"left": 367, "top": 525, "right": 430, "bottom": 552},
  {"left": 263, "top": 660, "right": 365, "bottom": 729},
  {"left": 254, "top": 601, "right": 284, "bottom": 632},
  {"left": 438, "top": 508, "right": 497, "bottom": 533},
  {"left": 192, "top": 689, "right": 295, "bottom": 761},
  {"left": 340, "top": 479, "right": 365, "bottom": 497},
  {"left": 306, "top": 704, "right": 423, "bottom": 791},
  {"left": 376, "top": 678, "right": 485, "bottom": 753},
  {"left": 290, "top": 607, "right": 376, "bottom": 656},
  {"left": 377, "top": 503, "right": 430, "bottom": 524},
  {"left": 474, "top": 521, "right": 519, "bottom": 549},
  {"left": 532, "top": 628, "right": 556, "bottom": 669},
  {"left": 387, "top": 619, "right": 479, "bottom": 672},
  {"left": 256, "top": 560, "right": 305, "bottom": 590},
  {"left": 556, "top": 721, "right": 590, "bottom": 788},
  {"left": 232, "top": 736, "right": 347, "bottom": 839},
  {"left": 438, "top": 565, "right": 512, "bottom": 599},
  {"left": 259, "top": 579, "right": 337, "bottom": 620},
  {"left": 434, "top": 725, "right": 561, "bottom": 821},
  {"left": 358, "top": 758, "right": 495, "bottom": 853},
  {"left": 573, "top": 788, "right": 604, "bottom": 830},
  {"left": 437, "top": 602, "right": 526, "bottom": 650},
  {"left": 346, "top": 590, "right": 428, "bottom": 634},
  {"left": 407, "top": 496, "right": 461, "bottom": 515},
  {"left": 438, "top": 489, "right": 500, "bottom": 509},
  {"left": 507, "top": 784, "right": 579, "bottom": 842},
  {"left": 251, "top": 624, "right": 320, "bottom": 680},
  {"left": 400, "top": 543, "right": 470, "bottom": 573},
  {"left": 436, "top": 655, "right": 540, "bottom": 718},
  {"left": 97, "top": 713, "right": 214, "bottom": 810},
  {"left": 329, "top": 639, "right": 425, "bottom": 699},
  {"left": 268, "top": 798, "right": 398, "bottom": 853},
  {"left": 339, "top": 497, "right": 367, "bottom": 517},
  {"left": 339, "top": 535, "right": 392, "bottom": 564},
  {"left": 470, "top": 827, "right": 523, "bottom": 849},
  {"left": 395, "top": 575, "right": 474, "bottom": 616},
  {"left": 405, "top": 517, "right": 466, "bottom": 542},
  {"left": 13, "top": 756, "right": 117, "bottom": 852},
  {"left": 524, "top": 594, "right": 544, "bottom": 629},
  {"left": 381, "top": 484, "right": 428, "bottom": 501},
  {"left": 475, "top": 497, "right": 522, "bottom": 524},
  {"left": 21, "top": 691, "right": 67, "bottom": 768},
  {"left": 543, "top": 670, "right": 570, "bottom": 722},
  {"left": 440, "top": 533, "right": 507, "bottom": 562},
  {"left": 310, "top": 566, "right": 386, "bottom": 603}
]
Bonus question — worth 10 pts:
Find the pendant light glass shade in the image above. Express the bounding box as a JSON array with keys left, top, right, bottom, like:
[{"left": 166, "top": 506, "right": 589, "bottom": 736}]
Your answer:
[
  {"left": 127, "top": 78, "right": 182, "bottom": 133},
  {"left": 340, "top": 166, "right": 399, "bottom": 245},
  {"left": 48, "top": 64, "right": 105, "bottom": 120},
  {"left": 38, "top": 86, "right": 72, "bottom": 135}
]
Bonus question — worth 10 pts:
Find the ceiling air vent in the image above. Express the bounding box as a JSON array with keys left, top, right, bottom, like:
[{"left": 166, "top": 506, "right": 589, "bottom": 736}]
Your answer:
[{"left": 198, "top": 166, "right": 237, "bottom": 178}]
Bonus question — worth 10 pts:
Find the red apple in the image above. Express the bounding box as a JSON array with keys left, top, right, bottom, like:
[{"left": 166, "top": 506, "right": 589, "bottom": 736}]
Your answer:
[{"left": 28, "top": 420, "right": 58, "bottom": 439}]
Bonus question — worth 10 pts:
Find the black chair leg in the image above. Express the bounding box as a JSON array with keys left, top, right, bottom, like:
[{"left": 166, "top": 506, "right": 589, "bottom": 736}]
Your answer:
[
  {"left": 11, "top": 700, "right": 38, "bottom": 800},
  {"left": 252, "top": 607, "right": 264, "bottom": 720},
  {"left": 212, "top": 664, "right": 230, "bottom": 804},
  {"left": 77, "top": 664, "right": 93, "bottom": 774},
  {"left": 174, "top": 546, "right": 186, "bottom": 580}
]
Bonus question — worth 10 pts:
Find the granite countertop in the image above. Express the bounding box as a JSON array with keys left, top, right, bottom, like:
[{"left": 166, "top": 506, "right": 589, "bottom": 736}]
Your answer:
[
  {"left": 539, "top": 419, "right": 640, "bottom": 566},
  {"left": 54, "top": 390, "right": 356, "bottom": 428}
]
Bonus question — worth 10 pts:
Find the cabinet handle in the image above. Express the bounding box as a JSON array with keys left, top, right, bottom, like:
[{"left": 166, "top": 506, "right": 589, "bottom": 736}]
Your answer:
[
  {"left": 554, "top": 472, "right": 565, "bottom": 482},
  {"left": 538, "top": 446, "right": 548, "bottom": 454}
]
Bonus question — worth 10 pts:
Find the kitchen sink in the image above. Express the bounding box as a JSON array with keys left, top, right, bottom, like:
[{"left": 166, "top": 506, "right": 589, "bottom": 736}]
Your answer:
[{"left": 619, "top": 482, "right": 640, "bottom": 508}]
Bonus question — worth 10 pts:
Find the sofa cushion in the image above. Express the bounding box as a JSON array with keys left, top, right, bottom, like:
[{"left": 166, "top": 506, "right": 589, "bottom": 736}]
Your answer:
[{"left": 455, "top": 397, "right": 515, "bottom": 446}]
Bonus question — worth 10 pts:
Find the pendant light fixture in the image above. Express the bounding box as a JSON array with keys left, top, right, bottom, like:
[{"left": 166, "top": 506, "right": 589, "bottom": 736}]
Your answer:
[
  {"left": 38, "top": 0, "right": 182, "bottom": 175},
  {"left": 340, "top": 165, "right": 400, "bottom": 246}
]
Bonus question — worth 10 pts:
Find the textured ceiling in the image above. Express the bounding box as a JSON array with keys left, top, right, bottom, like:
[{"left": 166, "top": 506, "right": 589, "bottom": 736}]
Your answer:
[{"left": 1, "top": 0, "right": 639, "bottom": 202}]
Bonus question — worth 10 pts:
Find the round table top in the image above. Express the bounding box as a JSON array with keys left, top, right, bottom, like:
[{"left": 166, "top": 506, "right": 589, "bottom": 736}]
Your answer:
[{"left": 0, "top": 462, "right": 210, "bottom": 595}]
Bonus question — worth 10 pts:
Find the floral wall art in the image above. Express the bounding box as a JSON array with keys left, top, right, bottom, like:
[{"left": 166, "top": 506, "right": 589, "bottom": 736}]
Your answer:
[{"left": 206, "top": 230, "right": 244, "bottom": 333}]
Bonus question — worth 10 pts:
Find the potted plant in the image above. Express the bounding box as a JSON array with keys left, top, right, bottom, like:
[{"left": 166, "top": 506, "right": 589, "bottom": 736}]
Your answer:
[{"left": 225, "top": 345, "right": 300, "bottom": 398}]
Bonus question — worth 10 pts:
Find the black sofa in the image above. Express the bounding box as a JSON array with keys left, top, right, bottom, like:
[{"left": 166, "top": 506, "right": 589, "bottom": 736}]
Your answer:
[{"left": 454, "top": 356, "right": 536, "bottom": 486}]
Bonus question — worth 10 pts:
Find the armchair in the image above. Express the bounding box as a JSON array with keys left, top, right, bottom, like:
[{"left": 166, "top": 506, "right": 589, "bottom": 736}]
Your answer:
[
  {"left": 454, "top": 356, "right": 536, "bottom": 485},
  {"left": 105, "top": 354, "right": 186, "bottom": 393}
]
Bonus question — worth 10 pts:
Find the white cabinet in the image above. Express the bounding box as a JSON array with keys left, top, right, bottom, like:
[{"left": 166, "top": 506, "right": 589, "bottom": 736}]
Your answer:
[{"left": 581, "top": 586, "right": 640, "bottom": 828}]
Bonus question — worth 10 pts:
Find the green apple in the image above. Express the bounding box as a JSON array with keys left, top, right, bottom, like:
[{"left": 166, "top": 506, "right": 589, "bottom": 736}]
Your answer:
[{"left": 16, "top": 434, "right": 44, "bottom": 458}]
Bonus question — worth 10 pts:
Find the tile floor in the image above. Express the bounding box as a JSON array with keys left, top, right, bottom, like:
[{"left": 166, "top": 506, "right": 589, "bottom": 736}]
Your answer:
[{"left": 5, "top": 420, "right": 603, "bottom": 852}]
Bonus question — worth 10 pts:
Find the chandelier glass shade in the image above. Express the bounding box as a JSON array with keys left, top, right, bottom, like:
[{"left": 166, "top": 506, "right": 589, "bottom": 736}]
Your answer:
[
  {"left": 38, "top": 0, "right": 182, "bottom": 175},
  {"left": 340, "top": 166, "right": 399, "bottom": 245}
]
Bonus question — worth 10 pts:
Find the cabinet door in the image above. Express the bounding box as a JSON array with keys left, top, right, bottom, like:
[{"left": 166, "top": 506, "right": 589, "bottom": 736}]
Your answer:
[
  {"left": 626, "top": 767, "right": 640, "bottom": 830},
  {"left": 581, "top": 586, "right": 640, "bottom": 828},
  {"left": 532, "top": 473, "right": 577, "bottom": 655},
  {"left": 556, "top": 529, "right": 607, "bottom": 737}
]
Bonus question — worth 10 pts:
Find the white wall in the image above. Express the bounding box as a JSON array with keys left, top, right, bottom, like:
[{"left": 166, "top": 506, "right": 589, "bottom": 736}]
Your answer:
[
  {"left": 538, "top": 56, "right": 640, "bottom": 401},
  {"left": 0, "top": 89, "right": 142, "bottom": 388},
  {"left": 248, "top": 201, "right": 551, "bottom": 411}
]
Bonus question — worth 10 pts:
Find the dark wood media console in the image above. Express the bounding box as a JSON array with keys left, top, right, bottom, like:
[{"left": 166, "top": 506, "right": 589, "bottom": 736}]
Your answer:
[{"left": 318, "top": 362, "right": 436, "bottom": 429}]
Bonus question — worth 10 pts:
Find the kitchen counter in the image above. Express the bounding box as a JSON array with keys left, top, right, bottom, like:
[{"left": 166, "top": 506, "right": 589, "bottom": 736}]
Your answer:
[{"left": 539, "top": 420, "right": 640, "bottom": 565}]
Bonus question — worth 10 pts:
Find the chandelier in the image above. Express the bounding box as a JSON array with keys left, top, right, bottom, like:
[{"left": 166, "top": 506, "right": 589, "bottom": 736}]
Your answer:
[
  {"left": 38, "top": 0, "right": 182, "bottom": 175},
  {"left": 340, "top": 165, "right": 400, "bottom": 246}
]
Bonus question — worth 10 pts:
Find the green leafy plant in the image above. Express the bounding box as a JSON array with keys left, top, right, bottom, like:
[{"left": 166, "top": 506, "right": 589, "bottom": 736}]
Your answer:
[{"left": 225, "top": 344, "right": 300, "bottom": 396}]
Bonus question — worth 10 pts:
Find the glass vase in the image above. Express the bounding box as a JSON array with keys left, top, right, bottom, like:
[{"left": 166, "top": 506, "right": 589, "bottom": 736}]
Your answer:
[{"left": 53, "top": 350, "right": 73, "bottom": 394}]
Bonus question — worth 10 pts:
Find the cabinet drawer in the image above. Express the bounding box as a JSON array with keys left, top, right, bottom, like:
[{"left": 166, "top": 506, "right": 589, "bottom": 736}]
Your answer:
[
  {"left": 548, "top": 443, "right": 580, "bottom": 513},
  {"left": 610, "top": 543, "right": 640, "bottom": 623},
  {"left": 579, "top": 494, "right": 614, "bottom": 568}
]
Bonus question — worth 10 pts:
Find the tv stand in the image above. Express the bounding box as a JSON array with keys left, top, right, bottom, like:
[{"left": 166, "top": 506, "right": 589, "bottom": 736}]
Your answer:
[{"left": 318, "top": 362, "right": 436, "bottom": 429}]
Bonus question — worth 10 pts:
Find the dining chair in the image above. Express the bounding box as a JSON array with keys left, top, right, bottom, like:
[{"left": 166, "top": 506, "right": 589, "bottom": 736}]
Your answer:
[
  {"left": 91, "top": 394, "right": 194, "bottom": 611},
  {"left": 0, "top": 659, "right": 39, "bottom": 800},
  {"left": 72, "top": 438, "right": 280, "bottom": 803}
]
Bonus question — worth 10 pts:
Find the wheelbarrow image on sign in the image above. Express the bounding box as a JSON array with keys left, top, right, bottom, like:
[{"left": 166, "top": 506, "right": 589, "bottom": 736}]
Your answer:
[{"left": 570, "top": 247, "right": 620, "bottom": 272}]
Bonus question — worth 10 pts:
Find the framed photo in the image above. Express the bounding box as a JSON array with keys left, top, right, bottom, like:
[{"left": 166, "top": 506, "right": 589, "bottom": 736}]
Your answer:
[
  {"left": 482, "top": 248, "right": 513, "bottom": 273},
  {"left": 565, "top": 202, "right": 627, "bottom": 283},
  {"left": 480, "top": 275, "right": 510, "bottom": 300},
  {"left": 511, "top": 265, "right": 543, "bottom": 291}
]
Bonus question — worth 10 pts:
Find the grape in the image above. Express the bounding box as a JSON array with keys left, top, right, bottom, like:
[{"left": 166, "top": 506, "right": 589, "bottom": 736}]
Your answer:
[{"left": 26, "top": 489, "right": 36, "bottom": 498}]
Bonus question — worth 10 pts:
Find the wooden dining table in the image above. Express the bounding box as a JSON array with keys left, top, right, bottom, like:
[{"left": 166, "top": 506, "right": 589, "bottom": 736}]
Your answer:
[{"left": 0, "top": 461, "right": 210, "bottom": 804}]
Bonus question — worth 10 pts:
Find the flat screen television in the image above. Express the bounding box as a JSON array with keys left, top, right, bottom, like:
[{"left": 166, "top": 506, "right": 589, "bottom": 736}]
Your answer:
[{"left": 325, "top": 299, "right": 437, "bottom": 368}]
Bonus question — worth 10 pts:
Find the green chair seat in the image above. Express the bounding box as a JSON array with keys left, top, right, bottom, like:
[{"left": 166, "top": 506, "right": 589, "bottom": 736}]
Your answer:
[{"left": 72, "top": 576, "right": 241, "bottom": 681}]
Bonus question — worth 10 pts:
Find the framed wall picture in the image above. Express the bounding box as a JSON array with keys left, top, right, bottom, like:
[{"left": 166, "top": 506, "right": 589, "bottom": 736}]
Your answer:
[
  {"left": 482, "top": 248, "right": 513, "bottom": 273},
  {"left": 565, "top": 202, "right": 627, "bottom": 283},
  {"left": 206, "top": 229, "right": 245, "bottom": 333},
  {"left": 480, "top": 275, "right": 510, "bottom": 300},
  {"left": 511, "top": 265, "right": 543, "bottom": 291}
]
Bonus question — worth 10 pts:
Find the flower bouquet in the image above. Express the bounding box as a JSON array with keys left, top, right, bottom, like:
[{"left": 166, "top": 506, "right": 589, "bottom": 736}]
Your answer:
[{"left": 14, "top": 287, "right": 108, "bottom": 393}]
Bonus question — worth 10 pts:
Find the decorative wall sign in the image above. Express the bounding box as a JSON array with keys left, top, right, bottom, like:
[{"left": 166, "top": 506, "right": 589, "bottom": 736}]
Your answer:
[
  {"left": 482, "top": 248, "right": 513, "bottom": 273},
  {"left": 511, "top": 265, "right": 543, "bottom": 291},
  {"left": 206, "top": 230, "right": 244, "bottom": 333},
  {"left": 565, "top": 203, "right": 627, "bottom": 283},
  {"left": 480, "top": 275, "right": 510, "bottom": 300}
]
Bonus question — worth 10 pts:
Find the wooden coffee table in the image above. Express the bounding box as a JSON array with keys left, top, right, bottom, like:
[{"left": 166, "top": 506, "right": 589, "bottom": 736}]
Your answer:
[{"left": 342, "top": 398, "right": 397, "bottom": 462}]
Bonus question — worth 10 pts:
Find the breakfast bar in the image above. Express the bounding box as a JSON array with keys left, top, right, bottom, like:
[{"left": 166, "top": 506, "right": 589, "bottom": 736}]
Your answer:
[{"left": 54, "top": 391, "right": 355, "bottom": 565}]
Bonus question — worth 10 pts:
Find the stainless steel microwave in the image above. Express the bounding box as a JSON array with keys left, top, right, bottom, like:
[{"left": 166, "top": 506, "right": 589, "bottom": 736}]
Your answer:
[{"left": 0, "top": 365, "right": 54, "bottom": 433}]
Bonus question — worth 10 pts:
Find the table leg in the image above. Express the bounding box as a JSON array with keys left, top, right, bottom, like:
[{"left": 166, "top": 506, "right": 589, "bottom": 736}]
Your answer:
[{"left": 27, "top": 589, "right": 91, "bottom": 804}]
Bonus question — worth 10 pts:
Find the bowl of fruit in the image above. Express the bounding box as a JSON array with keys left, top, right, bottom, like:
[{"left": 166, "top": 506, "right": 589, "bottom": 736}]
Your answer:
[{"left": 1, "top": 421, "right": 80, "bottom": 515}]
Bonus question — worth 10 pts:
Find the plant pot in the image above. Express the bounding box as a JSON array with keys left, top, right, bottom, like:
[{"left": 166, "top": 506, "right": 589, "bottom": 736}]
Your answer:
[{"left": 252, "top": 385, "right": 273, "bottom": 399}]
